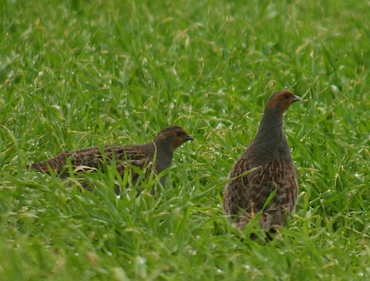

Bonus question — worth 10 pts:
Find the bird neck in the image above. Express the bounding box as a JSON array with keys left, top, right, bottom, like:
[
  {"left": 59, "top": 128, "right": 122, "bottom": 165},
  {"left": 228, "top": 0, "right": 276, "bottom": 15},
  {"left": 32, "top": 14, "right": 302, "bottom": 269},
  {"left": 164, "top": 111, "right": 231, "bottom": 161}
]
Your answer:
[
  {"left": 152, "top": 139, "right": 173, "bottom": 160},
  {"left": 256, "top": 107, "right": 284, "bottom": 137},
  {"left": 249, "top": 107, "right": 292, "bottom": 162},
  {"left": 149, "top": 139, "right": 173, "bottom": 176}
]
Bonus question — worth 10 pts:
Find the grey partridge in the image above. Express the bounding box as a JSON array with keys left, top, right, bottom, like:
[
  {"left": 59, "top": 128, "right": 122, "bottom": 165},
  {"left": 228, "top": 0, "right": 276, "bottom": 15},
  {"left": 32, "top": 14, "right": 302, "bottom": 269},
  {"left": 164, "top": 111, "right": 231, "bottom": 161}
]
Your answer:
[
  {"left": 223, "top": 90, "right": 301, "bottom": 235},
  {"left": 28, "top": 126, "right": 193, "bottom": 189}
]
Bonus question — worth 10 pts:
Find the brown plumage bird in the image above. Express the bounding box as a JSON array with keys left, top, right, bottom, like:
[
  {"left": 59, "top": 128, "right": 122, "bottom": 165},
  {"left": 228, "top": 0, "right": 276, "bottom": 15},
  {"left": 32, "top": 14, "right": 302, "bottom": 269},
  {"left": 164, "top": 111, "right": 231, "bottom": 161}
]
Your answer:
[
  {"left": 223, "top": 90, "right": 301, "bottom": 235},
  {"left": 28, "top": 126, "right": 193, "bottom": 189}
]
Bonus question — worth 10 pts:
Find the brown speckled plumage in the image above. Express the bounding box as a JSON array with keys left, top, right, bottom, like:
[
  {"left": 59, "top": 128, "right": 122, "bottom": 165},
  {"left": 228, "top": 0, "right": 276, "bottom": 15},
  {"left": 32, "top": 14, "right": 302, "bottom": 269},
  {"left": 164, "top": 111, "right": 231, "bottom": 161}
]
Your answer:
[
  {"left": 223, "top": 90, "right": 301, "bottom": 234},
  {"left": 28, "top": 125, "right": 193, "bottom": 188}
]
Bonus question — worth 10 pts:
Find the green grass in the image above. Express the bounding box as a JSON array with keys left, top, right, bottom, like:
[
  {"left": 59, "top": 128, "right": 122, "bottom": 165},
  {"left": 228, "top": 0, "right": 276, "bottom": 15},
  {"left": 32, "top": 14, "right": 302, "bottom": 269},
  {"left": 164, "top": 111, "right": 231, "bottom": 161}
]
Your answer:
[{"left": 1, "top": 0, "right": 370, "bottom": 280}]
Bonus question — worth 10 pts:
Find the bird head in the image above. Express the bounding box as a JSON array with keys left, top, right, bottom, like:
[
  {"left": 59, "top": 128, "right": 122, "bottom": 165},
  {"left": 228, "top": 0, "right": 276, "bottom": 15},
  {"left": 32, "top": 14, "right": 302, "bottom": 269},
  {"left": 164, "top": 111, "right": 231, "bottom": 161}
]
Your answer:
[
  {"left": 265, "top": 90, "right": 301, "bottom": 115},
  {"left": 155, "top": 126, "right": 193, "bottom": 152}
]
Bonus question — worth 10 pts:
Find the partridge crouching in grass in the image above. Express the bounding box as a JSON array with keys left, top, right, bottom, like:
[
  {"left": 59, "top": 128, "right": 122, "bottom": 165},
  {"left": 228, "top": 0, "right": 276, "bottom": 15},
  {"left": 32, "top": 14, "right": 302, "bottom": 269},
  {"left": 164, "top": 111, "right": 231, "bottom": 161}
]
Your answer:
[
  {"left": 28, "top": 126, "right": 193, "bottom": 192},
  {"left": 223, "top": 90, "right": 301, "bottom": 236}
]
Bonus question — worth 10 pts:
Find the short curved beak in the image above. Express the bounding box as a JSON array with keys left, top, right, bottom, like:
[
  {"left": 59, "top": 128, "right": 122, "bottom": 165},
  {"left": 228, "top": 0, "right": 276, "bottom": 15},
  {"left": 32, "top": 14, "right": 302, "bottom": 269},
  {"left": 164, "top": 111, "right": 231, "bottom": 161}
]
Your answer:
[
  {"left": 185, "top": 135, "right": 194, "bottom": 142},
  {"left": 293, "top": 95, "right": 302, "bottom": 102}
]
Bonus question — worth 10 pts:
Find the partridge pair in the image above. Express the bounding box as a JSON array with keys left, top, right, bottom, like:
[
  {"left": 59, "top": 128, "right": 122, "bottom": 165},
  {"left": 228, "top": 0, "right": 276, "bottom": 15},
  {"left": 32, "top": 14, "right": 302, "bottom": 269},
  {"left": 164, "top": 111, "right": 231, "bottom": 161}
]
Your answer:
[
  {"left": 28, "top": 126, "right": 193, "bottom": 190},
  {"left": 28, "top": 90, "right": 301, "bottom": 237},
  {"left": 223, "top": 90, "right": 301, "bottom": 235}
]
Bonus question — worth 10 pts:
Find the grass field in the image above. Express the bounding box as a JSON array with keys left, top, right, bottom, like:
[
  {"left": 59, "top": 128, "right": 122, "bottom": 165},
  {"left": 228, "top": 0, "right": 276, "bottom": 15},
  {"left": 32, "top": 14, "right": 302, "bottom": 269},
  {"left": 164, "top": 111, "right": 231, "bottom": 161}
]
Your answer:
[{"left": 1, "top": 0, "right": 370, "bottom": 280}]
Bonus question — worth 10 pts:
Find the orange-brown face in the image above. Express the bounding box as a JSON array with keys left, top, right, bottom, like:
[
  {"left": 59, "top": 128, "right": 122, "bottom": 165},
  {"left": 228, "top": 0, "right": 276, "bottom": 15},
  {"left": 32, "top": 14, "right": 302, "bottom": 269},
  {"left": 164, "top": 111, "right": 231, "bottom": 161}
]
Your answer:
[
  {"left": 266, "top": 90, "right": 301, "bottom": 113},
  {"left": 157, "top": 126, "right": 193, "bottom": 151},
  {"left": 169, "top": 129, "right": 193, "bottom": 150}
]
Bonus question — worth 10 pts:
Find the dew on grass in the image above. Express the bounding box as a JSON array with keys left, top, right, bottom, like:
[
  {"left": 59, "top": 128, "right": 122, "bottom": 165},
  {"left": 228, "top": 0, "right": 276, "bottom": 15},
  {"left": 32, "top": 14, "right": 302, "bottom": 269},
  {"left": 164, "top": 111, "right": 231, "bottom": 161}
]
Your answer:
[{"left": 136, "top": 256, "right": 146, "bottom": 265}]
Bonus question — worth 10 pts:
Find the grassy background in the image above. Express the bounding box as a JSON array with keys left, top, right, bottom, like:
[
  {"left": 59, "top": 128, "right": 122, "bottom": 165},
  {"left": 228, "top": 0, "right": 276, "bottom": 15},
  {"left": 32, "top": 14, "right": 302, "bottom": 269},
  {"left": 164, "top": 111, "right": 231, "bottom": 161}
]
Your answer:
[{"left": 1, "top": 0, "right": 370, "bottom": 280}]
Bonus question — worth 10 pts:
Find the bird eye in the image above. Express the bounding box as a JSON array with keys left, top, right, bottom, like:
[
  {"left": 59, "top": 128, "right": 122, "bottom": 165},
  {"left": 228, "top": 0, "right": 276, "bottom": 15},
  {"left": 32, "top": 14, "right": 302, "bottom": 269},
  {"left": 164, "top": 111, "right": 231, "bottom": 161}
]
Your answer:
[
  {"left": 177, "top": 132, "right": 182, "bottom": 137},
  {"left": 284, "top": 94, "right": 290, "bottom": 99}
]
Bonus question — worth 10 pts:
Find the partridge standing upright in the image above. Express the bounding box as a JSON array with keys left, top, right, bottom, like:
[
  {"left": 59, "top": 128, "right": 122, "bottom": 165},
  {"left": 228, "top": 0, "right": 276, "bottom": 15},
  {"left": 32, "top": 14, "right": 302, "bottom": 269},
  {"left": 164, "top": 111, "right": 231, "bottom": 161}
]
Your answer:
[
  {"left": 28, "top": 126, "right": 193, "bottom": 189},
  {"left": 223, "top": 90, "right": 301, "bottom": 233}
]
